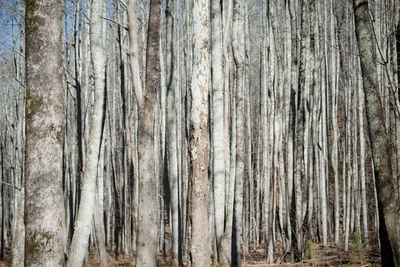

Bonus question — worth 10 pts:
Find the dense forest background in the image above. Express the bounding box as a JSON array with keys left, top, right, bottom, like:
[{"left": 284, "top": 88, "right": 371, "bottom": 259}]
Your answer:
[{"left": 0, "top": 0, "right": 400, "bottom": 266}]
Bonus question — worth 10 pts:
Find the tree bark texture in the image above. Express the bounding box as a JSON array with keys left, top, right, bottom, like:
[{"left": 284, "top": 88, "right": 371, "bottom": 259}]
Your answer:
[
  {"left": 353, "top": 0, "right": 400, "bottom": 266},
  {"left": 190, "top": 0, "right": 212, "bottom": 265},
  {"left": 232, "top": 0, "right": 246, "bottom": 265},
  {"left": 211, "top": 0, "right": 225, "bottom": 261},
  {"left": 66, "top": 0, "right": 106, "bottom": 265},
  {"left": 24, "top": 0, "right": 65, "bottom": 265},
  {"left": 135, "top": 0, "right": 161, "bottom": 266}
]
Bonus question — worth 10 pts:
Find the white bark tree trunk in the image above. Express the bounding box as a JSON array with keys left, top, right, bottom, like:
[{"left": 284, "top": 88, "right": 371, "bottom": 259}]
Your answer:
[
  {"left": 358, "top": 70, "right": 368, "bottom": 242},
  {"left": 166, "top": 1, "right": 179, "bottom": 264},
  {"left": 190, "top": 0, "right": 212, "bottom": 265},
  {"left": 127, "top": 0, "right": 144, "bottom": 106},
  {"left": 67, "top": 0, "right": 106, "bottom": 265},
  {"left": 211, "top": 1, "right": 225, "bottom": 260},
  {"left": 330, "top": 0, "right": 340, "bottom": 244}
]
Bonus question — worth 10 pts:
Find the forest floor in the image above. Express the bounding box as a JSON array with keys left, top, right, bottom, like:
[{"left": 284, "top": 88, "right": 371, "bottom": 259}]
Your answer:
[
  {"left": 0, "top": 240, "right": 381, "bottom": 266},
  {"left": 85, "top": 239, "right": 381, "bottom": 266},
  {"left": 86, "top": 238, "right": 381, "bottom": 266},
  {"left": 241, "top": 242, "right": 381, "bottom": 266}
]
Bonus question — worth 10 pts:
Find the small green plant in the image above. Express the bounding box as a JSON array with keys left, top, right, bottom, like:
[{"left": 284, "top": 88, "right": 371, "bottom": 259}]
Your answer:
[
  {"left": 304, "top": 239, "right": 314, "bottom": 260},
  {"left": 349, "top": 232, "right": 367, "bottom": 264}
]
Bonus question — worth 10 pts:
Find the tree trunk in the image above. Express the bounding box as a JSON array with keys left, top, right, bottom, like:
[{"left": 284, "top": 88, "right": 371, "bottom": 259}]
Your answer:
[
  {"left": 353, "top": 0, "right": 400, "bottom": 265},
  {"left": 127, "top": 0, "right": 144, "bottom": 106},
  {"left": 211, "top": 1, "right": 225, "bottom": 262},
  {"left": 330, "top": 0, "right": 340, "bottom": 244},
  {"left": 190, "top": 0, "right": 212, "bottom": 265},
  {"left": 166, "top": 1, "right": 179, "bottom": 264},
  {"left": 358, "top": 71, "right": 368, "bottom": 242},
  {"left": 67, "top": 0, "right": 106, "bottom": 265},
  {"left": 232, "top": 0, "right": 246, "bottom": 265},
  {"left": 24, "top": 0, "right": 65, "bottom": 265},
  {"left": 293, "top": 0, "right": 309, "bottom": 255},
  {"left": 135, "top": 0, "right": 161, "bottom": 266}
]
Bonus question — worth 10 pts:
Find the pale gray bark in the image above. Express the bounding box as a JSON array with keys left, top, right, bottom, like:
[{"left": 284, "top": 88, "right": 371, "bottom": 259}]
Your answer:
[
  {"left": 11, "top": 187, "right": 24, "bottom": 267},
  {"left": 127, "top": 0, "right": 144, "bottom": 106},
  {"left": 24, "top": 0, "right": 65, "bottom": 265},
  {"left": 135, "top": 0, "right": 161, "bottom": 266},
  {"left": 220, "top": 2, "right": 233, "bottom": 264},
  {"left": 11, "top": 28, "right": 25, "bottom": 266},
  {"left": 352, "top": 73, "right": 359, "bottom": 235},
  {"left": 320, "top": 55, "right": 328, "bottom": 248},
  {"left": 67, "top": 0, "right": 106, "bottom": 265},
  {"left": 232, "top": 0, "right": 245, "bottom": 265},
  {"left": 344, "top": 77, "right": 352, "bottom": 251},
  {"left": 261, "top": 0, "right": 271, "bottom": 260},
  {"left": 190, "top": 0, "right": 211, "bottom": 265},
  {"left": 166, "top": 1, "right": 179, "bottom": 264},
  {"left": 266, "top": 17, "right": 276, "bottom": 264},
  {"left": 330, "top": 0, "right": 340, "bottom": 244},
  {"left": 94, "top": 138, "right": 108, "bottom": 265},
  {"left": 211, "top": 1, "right": 225, "bottom": 260},
  {"left": 223, "top": 0, "right": 232, "bottom": 198},
  {"left": 224, "top": 66, "right": 237, "bottom": 266},
  {"left": 358, "top": 71, "right": 368, "bottom": 242},
  {"left": 1, "top": 0, "right": 398, "bottom": 264}
]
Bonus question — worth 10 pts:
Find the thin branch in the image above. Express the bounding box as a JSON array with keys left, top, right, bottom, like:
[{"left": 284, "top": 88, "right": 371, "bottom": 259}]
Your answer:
[
  {"left": 63, "top": 65, "right": 77, "bottom": 82},
  {"left": 117, "top": 0, "right": 127, "bottom": 9},
  {"left": 12, "top": 48, "right": 25, "bottom": 58},
  {"left": 12, "top": 73, "right": 26, "bottom": 88},
  {"left": 0, "top": 181, "right": 21, "bottom": 191},
  {"left": 82, "top": 11, "right": 90, "bottom": 23},
  {"left": 101, "top": 16, "right": 129, "bottom": 30},
  {"left": 63, "top": 37, "right": 75, "bottom": 46},
  {"left": 368, "top": 10, "right": 400, "bottom": 116}
]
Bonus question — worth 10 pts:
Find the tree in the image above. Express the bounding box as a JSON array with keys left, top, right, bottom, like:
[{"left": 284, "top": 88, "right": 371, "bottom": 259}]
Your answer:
[
  {"left": 353, "top": 0, "right": 400, "bottom": 265},
  {"left": 1, "top": 0, "right": 399, "bottom": 265},
  {"left": 219, "top": 0, "right": 234, "bottom": 264},
  {"left": 127, "top": 0, "right": 143, "bottom": 106},
  {"left": 67, "top": 0, "right": 106, "bottom": 265},
  {"left": 166, "top": 0, "right": 179, "bottom": 265},
  {"left": 190, "top": 0, "right": 212, "bottom": 265},
  {"left": 211, "top": 0, "right": 225, "bottom": 263},
  {"left": 135, "top": 0, "right": 161, "bottom": 265},
  {"left": 232, "top": 0, "right": 246, "bottom": 265},
  {"left": 24, "top": 0, "right": 65, "bottom": 265},
  {"left": 293, "top": 0, "right": 309, "bottom": 255}
]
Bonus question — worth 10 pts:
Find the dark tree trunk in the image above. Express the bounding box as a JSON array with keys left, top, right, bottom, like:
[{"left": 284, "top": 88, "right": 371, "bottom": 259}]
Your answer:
[{"left": 353, "top": 0, "right": 400, "bottom": 266}]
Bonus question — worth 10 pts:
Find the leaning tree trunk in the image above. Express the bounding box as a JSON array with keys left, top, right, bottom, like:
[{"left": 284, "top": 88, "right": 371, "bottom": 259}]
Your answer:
[
  {"left": 66, "top": 0, "right": 106, "bottom": 265},
  {"left": 67, "top": 0, "right": 105, "bottom": 266},
  {"left": 353, "top": 0, "right": 400, "bottom": 266},
  {"left": 190, "top": 0, "right": 212, "bottom": 265},
  {"left": 24, "top": 0, "right": 65, "bottom": 265},
  {"left": 135, "top": 0, "right": 161, "bottom": 266}
]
